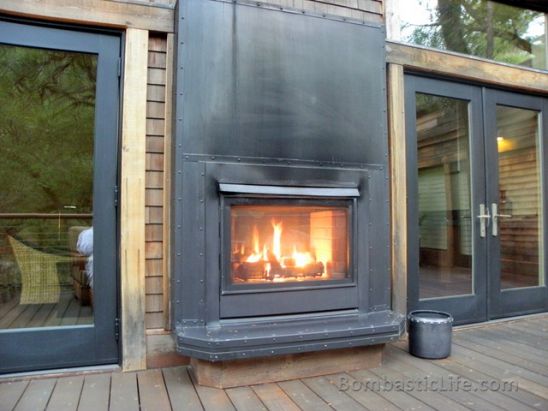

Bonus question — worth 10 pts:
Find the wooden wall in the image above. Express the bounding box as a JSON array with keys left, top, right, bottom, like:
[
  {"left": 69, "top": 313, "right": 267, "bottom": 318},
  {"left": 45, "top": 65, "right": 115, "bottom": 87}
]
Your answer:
[{"left": 145, "top": 35, "right": 171, "bottom": 331}]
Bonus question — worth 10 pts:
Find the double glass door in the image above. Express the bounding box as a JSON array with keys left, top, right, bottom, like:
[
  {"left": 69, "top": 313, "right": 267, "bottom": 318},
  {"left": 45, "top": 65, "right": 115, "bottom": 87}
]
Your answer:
[
  {"left": 406, "top": 75, "right": 548, "bottom": 324},
  {"left": 0, "top": 21, "right": 120, "bottom": 373}
]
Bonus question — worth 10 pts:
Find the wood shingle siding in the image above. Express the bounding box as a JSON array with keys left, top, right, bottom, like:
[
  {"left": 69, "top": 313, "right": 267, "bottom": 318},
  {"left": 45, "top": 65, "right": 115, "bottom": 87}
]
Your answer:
[{"left": 145, "top": 35, "right": 170, "bottom": 331}]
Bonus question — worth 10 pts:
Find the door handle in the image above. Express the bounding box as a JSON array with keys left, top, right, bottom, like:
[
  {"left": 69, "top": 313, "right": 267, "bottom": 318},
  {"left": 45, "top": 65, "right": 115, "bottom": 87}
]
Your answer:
[
  {"left": 477, "top": 203, "right": 491, "bottom": 238},
  {"left": 491, "top": 203, "right": 512, "bottom": 237}
]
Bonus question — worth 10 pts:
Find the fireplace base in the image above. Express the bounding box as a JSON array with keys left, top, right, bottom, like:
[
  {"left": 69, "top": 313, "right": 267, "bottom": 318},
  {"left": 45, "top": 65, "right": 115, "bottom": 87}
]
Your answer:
[
  {"left": 190, "top": 344, "right": 384, "bottom": 388},
  {"left": 177, "top": 310, "right": 404, "bottom": 361}
]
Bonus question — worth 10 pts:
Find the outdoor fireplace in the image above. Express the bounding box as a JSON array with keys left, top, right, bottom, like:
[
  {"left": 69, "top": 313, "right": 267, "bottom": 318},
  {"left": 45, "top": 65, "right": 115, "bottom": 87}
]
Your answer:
[{"left": 172, "top": 0, "right": 404, "bottom": 362}]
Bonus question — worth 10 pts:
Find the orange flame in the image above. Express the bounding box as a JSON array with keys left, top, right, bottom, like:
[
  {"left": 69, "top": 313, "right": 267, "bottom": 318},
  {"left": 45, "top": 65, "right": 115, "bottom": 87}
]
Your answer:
[
  {"left": 272, "top": 220, "right": 283, "bottom": 262},
  {"left": 245, "top": 219, "right": 322, "bottom": 270},
  {"left": 245, "top": 225, "right": 263, "bottom": 263}
]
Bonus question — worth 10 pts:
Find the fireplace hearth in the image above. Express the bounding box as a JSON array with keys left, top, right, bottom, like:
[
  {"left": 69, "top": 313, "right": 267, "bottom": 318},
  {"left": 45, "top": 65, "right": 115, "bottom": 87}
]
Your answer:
[{"left": 172, "top": 0, "right": 404, "bottom": 362}]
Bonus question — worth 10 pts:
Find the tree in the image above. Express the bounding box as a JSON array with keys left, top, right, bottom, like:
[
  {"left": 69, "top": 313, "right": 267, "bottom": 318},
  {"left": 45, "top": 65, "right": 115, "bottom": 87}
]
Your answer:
[
  {"left": 402, "top": 0, "right": 544, "bottom": 67},
  {"left": 0, "top": 44, "right": 96, "bottom": 246}
]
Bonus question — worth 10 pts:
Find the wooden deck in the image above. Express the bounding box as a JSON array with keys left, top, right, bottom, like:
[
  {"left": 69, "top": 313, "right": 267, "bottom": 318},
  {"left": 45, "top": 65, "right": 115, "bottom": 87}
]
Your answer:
[
  {"left": 0, "top": 289, "right": 93, "bottom": 329},
  {"left": 1, "top": 314, "right": 547, "bottom": 411}
]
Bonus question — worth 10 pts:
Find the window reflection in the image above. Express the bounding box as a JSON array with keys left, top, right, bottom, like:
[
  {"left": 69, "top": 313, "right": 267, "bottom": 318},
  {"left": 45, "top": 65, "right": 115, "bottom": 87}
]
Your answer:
[
  {"left": 496, "top": 106, "right": 543, "bottom": 289},
  {"left": 416, "top": 94, "right": 473, "bottom": 299},
  {"left": 398, "top": 0, "right": 547, "bottom": 70},
  {"left": 0, "top": 44, "right": 96, "bottom": 328}
]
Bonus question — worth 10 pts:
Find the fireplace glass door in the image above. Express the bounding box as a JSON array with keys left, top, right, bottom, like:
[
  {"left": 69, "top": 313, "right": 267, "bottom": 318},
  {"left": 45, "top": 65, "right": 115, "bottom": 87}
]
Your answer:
[{"left": 229, "top": 204, "right": 350, "bottom": 286}]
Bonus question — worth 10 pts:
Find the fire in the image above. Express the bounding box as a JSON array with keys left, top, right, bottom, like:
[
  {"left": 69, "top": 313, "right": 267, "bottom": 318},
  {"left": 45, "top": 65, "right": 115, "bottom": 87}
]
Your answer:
[
  {"left": 272, "top": 221, "right": 282, "bottom": 262},
  {"left": 232, "top": 206, "right": 348, "bottom": 284},
  {"left": 244, "top": 220, "right": 319, "bottom": 269}
]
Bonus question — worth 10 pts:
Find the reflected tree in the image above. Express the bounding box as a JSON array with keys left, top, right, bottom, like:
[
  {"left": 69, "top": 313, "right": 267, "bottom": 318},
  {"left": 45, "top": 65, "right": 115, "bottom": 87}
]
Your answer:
[
  {"left": 404, "top": 0, "right": 544, "bottom": 67},
  {"left": 0, "top": 45, "right": 96, "bottom": 214}
]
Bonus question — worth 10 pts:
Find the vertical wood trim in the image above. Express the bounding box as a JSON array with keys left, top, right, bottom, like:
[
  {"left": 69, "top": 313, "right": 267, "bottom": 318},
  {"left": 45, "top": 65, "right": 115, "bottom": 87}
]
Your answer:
[
  {"left": 388, "top": 63, "right": 408, "bottom": 320},
  {"left": 121, "top": 28, "right": 149, "bottom": 371},
  {"left": 162, "top": 33, "right": 174, "bottom": 331}
]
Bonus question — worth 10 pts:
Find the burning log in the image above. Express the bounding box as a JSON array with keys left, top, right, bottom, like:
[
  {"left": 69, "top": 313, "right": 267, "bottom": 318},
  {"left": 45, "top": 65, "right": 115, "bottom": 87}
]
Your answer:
[{"left": 235, "top": 261, "right": 266, "bottom": 280}]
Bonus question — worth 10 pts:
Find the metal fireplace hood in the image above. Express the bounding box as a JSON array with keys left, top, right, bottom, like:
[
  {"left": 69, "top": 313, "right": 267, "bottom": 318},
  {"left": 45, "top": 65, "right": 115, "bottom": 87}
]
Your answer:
[{"left": 172, "top": 0, "right": 404, "bottom": 361}]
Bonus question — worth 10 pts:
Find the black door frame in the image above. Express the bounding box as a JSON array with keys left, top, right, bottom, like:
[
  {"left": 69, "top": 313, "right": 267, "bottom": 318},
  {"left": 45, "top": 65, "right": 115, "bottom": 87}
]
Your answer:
[
  {"left": 484, "top": 88, "right": 548, "bottom": 319},
  {"left": 406, "top": 74, "right": 548, "bottom": 324},
  {"left": 405, "top": 75, "right": 487, "bottom": 325},
  {"left": 0, "top": 20, "right": 120, "bottom": 373}
]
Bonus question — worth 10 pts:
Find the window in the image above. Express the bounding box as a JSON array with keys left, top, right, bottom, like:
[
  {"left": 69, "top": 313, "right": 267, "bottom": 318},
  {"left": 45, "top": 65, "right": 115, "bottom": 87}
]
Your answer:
[{"left": 393, "top": 0, "right": 547, "bottom": 70}]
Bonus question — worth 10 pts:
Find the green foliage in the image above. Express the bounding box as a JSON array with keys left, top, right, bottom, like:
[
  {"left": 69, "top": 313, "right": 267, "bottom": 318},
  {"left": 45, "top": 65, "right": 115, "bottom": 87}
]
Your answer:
[
  {"left": 402, "top": 0, "right": 545, "bottom": 68},
  {"left": 0, "top": 45, "right": 96, "bottom": 215}
]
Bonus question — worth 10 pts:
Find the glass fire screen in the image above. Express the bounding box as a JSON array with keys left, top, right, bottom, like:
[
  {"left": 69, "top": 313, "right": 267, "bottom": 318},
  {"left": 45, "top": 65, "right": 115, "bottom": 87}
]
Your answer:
[{"left": 229, "top": 204, "right": 350, "bottom": 285}]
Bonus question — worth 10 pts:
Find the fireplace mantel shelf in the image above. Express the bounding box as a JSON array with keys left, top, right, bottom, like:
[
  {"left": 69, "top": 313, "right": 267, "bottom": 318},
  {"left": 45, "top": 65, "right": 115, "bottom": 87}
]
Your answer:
[{"left": 177, "top": 310, "right": 404, "bottom": 361}]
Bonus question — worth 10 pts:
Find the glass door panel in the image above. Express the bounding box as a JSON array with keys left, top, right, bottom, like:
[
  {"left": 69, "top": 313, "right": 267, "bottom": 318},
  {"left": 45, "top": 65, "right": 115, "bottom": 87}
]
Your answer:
[
  {"left": 486, "top": 89, "right": 548, "bottom": 319},
  {"left": 406, "top": 76, "right": 487, "bottom": 324},
  {"left": 416, "top": 95, "right": 473, "bottom": 299},
  {"left": 0, "top": 20, "right": 119, "bottom": 374},
  {"left": 496, "top": 106, "right": 543, "bottom": 289},
  {"left": 0, "top": 44, "right": 95, "bottom": 330}
]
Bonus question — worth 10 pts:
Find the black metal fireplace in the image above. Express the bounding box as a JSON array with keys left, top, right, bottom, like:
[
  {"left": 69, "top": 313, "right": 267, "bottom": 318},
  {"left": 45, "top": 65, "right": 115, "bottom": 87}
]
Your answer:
[{"left": 172, "top": 0, "right": 404, "bottom": 361}]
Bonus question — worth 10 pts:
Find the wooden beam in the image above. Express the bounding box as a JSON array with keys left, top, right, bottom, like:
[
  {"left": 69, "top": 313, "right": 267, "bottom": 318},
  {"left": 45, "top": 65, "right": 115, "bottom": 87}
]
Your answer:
[
  {"left": 388, "top": 63, "right": 408, "bottom": 321},
  {"left": 0, "top": 0, "right": 174, "bottom": 33},
  {"left": 120, "top": 28, "right": 148, "bottom": 372},
  {"left": 162, "top": 33, "right": 174, "bottom": 331},
  {"left": 386, "top": 41, "right": 548, "bottom": 94}
]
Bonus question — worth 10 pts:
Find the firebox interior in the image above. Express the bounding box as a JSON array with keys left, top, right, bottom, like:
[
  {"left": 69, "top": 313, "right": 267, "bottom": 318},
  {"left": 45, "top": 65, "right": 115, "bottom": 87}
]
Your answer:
[{"left": 229, "top": 203, "right": 350, "bottom": 286}]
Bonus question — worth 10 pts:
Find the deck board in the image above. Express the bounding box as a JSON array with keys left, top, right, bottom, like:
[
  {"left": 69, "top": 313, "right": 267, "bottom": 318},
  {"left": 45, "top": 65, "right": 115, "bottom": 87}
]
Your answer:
[
  {"left": 77, "top": 374, "right": 110, "bottom": 411},
  {"left": 453, "top": 333, "right": 548, "bottom": 377},
  {"left": 13, "top": 379, "right": 56, "bottom": 411},
  {"left": 137, "top": 370, "right": 171, "bottom": 411},
  {"left": 0, "top": 314, "right": 547, "bottom": 411},
  {"left": 324, "top": 372, "right": 400, "bottom": 411},
  {"left": 386, "top": 346, "right": 535, "bottom": 411},
  {"left": 251, "top": 383, "right": 299, "bottom": 411},
  {"left": 45, "top": 376, "right": 84, "bottom": 411},
  {"left": 302, "top": 376, "right": 367, "bottom": 411},
  {"left": 0, "top": 380, "right": 28, "bottom": 411},
  {"left": 277, "top": 379, "right": 334, "bottom": 411},
  {"left": 382, "top": 347, "right": 509, "bottom": 411},
  {"left": 109, "top": 372, "right": 139, "bottom": 411},
  {"left": 162, "top": 367, "right": 203, "bottom": 411},
  {"left": 354, "top": 368, "right": 435, "bottom": 411},
  {"left": 191, "top": 374, "right": 235, "bottom": 411},
  {"left": 225, "top": 386, "right": 267, "bottom": 411}
]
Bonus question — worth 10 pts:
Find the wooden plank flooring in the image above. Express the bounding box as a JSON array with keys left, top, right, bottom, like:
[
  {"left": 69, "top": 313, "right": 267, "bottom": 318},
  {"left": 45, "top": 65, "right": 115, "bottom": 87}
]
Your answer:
[
  {"left": 0, "top": 289, "right": 93, "bottom": 329},
  {"left": 1, "top": 314, "right": 547, "bottom": 411}
]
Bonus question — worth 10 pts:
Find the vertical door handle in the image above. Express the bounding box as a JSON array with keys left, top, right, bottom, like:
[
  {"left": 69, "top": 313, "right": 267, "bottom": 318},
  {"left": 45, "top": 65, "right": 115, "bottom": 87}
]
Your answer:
[
  {"left": 491, "top": 203, "right": 512, "bottom": 237},
  {"left": 477, "top": 203, "right": 491, "bottom": 238}
]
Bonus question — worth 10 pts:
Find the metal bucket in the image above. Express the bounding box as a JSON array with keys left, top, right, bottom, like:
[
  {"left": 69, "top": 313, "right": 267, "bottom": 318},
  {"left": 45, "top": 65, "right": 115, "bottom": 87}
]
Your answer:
[{"left": 408, "top": 310, "right": 453, "bottom": 359}]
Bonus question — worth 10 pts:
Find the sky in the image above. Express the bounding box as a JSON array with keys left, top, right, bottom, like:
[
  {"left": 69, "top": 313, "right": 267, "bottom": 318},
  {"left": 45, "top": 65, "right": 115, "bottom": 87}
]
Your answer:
[{"left": 396, "top": 0, "right": 545, "bottom": 40}]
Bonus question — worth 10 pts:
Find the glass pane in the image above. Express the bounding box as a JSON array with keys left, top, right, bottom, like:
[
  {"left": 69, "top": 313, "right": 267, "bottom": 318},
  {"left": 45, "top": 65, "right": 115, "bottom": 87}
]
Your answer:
[
  {"left": 0, "top": 44, "right": 96, "bottom": 329},
  {"left": 230, "top": 204, "right": 349, "bottom": 284},
  {"left": 497, "top": 106, "right": 543, "bottom": 289},
  {"left": 416, "top": 94, "right": 473, "bottom": 299},
  {"left": 399, "top": 1, "right": 547, "bottom": 70}
]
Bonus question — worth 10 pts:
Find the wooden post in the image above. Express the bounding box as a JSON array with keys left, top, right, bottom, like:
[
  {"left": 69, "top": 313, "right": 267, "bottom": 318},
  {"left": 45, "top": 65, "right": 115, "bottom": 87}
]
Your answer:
[
  {"left": 388, "top": 63, "right": 408, "bottom": 321},
  {"left": 120, "top": 28, "right": 149, "bottom": 371}
]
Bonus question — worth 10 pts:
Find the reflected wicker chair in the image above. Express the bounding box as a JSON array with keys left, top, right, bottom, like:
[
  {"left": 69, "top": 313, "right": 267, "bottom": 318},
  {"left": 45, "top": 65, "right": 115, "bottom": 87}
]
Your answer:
[{"left": 8, "top": 235, "right": 71, "bottom": 304}]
